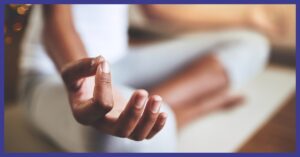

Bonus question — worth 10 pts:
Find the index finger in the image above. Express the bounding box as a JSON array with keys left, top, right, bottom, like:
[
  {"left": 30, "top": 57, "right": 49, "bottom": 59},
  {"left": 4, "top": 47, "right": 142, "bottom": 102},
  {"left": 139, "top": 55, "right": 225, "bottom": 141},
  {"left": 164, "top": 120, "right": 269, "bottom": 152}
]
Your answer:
[{"left": 61, "top": 56, "right": 103, "bottom": 91}]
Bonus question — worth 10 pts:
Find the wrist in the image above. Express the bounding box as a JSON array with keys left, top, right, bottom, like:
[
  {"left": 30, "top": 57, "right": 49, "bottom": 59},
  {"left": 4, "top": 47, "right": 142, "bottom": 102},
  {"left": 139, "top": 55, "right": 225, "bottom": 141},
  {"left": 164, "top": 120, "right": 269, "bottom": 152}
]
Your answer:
[
  {"left": 43, "top": 25, "right": 89, "bottom": 74},
  {"left": 59, "top": 55, "right": 88, "bottom": 74}
]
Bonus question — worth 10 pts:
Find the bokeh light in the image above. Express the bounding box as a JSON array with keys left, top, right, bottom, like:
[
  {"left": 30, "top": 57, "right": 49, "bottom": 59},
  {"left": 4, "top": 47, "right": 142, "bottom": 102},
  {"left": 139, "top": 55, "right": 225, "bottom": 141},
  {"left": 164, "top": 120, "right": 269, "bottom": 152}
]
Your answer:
[{"left": 17, "top": 6, "right": 28, "bottom": 15}]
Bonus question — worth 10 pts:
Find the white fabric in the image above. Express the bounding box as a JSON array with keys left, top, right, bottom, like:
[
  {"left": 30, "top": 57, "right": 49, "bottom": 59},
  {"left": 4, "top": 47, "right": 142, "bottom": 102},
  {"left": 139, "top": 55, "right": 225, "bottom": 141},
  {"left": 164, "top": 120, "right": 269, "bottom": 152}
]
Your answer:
[
  {"left": 19, "top": 4, "right": 270, "bottom": 152},
  {"left": 22, "top": 29, "right": 269, "bottom": 152},
  {"left": 112, "top": 30, "right": 270, "bottom": 89},
  {"left": 30, "top": 76, "right": 177, "bottom": 152},
  {"left": 20, "top": 5, "right": 128, "bottom": 74}
]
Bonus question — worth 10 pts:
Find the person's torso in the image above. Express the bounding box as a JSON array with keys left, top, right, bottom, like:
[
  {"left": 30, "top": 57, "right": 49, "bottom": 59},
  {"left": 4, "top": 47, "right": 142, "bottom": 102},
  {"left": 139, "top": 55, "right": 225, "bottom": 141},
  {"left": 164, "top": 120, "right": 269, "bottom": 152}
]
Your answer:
[{"left": 20, "top": 4, "right": 128, "bottom": 74}]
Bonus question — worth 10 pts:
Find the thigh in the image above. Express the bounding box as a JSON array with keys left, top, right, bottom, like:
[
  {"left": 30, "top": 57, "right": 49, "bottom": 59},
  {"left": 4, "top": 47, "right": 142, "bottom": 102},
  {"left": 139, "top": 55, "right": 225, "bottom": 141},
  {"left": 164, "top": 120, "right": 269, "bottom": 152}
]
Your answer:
[
  {"left": 111, "top": 30, "right": 241, "bottom": 88},
  {"left": 24, "top": 74, "right": 177, "bottom": 152},
  {"left": 27, "top": 74, "right": 97, "bottom": 152},
  {"left": 111, "top": 29, "right": 269, "bottom": 89},
  {"left": 111, "top": 32, "right": 213, "bottom": 89}
]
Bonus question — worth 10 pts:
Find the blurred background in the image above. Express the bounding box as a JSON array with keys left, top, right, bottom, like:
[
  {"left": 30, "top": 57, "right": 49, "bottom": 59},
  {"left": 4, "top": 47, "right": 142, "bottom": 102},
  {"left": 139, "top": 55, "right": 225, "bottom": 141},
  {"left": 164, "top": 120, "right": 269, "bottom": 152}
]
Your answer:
[{"left": 5, "top": 4, "right": 295, "bottom": 152}]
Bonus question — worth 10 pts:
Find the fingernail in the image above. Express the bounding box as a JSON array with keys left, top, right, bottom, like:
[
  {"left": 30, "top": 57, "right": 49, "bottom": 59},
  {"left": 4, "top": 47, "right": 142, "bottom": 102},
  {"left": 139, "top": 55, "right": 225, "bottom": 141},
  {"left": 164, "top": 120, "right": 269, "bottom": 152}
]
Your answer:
[
  {"left": 101, "top": 61, "right": 110, "bottom": 73},
  {"left": 135, "top": 95, "right": 146, "bottom": 109},
  {"left": 93, "top": 56, "right": 103, "bottom": 66},
  {"left": 151, "top": 101, "right": 161, "bottom": 113},
  {"left": 96, "top": 55, "right": 104, "bottom": 60}
]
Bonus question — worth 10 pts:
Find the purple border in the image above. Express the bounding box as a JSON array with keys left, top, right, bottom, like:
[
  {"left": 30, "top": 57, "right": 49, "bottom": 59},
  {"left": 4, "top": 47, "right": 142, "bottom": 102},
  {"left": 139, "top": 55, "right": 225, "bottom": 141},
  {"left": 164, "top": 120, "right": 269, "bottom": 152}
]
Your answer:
[{"left": 0, "top": 1, "right": 298, "bottom": 157}]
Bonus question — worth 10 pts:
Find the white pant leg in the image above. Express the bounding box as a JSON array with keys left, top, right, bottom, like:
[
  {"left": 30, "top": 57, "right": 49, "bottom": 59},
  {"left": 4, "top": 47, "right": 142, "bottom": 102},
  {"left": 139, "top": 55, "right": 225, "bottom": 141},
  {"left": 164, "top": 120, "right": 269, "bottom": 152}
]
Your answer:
[
  {"left": 112, "top": 29, "right": 270, "bottom": 90},
  {"left": 26, "top": 74, "right": 177, "bottom": 152},
  {"left": 23, "top": 29, "right": 269, "bottom": 152}
]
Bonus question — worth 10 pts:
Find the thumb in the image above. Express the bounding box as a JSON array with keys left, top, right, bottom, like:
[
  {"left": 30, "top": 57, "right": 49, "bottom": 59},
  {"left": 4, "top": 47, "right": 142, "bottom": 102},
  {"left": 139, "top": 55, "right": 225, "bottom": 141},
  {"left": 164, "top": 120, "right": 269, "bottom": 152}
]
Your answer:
[
  {"left": 61, "top": 56, "right": 103, "bottom": 91},
  {"left": 93, "top": 59, "right": 114, "bottom": 112}
]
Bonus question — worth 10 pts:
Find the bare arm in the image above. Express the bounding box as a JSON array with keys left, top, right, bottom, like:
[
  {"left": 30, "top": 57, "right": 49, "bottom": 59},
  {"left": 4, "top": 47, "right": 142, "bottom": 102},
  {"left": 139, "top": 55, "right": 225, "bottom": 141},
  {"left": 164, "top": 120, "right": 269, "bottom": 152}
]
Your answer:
[
  {"left": 140, "top": 5, "right": 251, "bottom": 30},
  {"left": 140, "top": 4, "right": 281, "bottom": 37},
  {"left": 42, "top": 5, "right": 87, "bottom": 72},
  {"left": 41, "top": 5, "right": 167, "bottom": 141}
]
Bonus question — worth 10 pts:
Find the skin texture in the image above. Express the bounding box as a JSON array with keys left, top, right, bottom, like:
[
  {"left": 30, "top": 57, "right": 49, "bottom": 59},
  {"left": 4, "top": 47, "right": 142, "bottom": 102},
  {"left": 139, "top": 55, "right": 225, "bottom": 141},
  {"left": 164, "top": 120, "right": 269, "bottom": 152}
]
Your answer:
[
  {"left": 61, "top": 56, "right": 167, "bottom": 141},
  {"left": 150, "top": 55, "right": 229, "bottom": 108},
  {"left": 140, "top": 5, "right": 281, "bottom": 37},
  {"left": 43, "top": 5, "right": 167, "bottom": 141},
  {"left": 150, "top": 54, "right": 243, "bottom": 128},
  {"left": 42, "top": 4, "right": 243, "bottom": 140},
  {"left": 141, "top": 5, "right": 251, "bottom": 30}
]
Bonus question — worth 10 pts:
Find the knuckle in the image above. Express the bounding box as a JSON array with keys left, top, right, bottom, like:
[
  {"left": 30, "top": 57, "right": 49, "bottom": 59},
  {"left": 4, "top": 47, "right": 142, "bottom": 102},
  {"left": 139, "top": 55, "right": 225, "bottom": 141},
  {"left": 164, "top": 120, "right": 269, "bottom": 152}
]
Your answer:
[
  {"left": 145, "top": 115, "right": 157, "bottom": 123},
  {"left": 128, "top": 110, "right": 142, "bottom": 120},
  {"left": 98, "top": 75, "right": 111, "bottom": 84}
]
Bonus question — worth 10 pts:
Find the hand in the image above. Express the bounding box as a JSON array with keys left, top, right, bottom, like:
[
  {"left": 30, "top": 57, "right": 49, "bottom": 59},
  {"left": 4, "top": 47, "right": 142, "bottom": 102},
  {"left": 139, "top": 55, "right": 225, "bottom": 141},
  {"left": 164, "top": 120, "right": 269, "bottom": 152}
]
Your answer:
[{"left": 61, "top": 56, "right": 167, "bottom": 141}]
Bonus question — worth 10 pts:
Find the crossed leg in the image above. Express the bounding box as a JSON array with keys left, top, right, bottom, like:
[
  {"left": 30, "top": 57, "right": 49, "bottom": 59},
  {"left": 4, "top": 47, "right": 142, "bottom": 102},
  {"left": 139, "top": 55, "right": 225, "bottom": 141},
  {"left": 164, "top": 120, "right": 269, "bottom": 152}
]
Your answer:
[
  {"left": 113, "top": 29, "right": 270, "bottom": 129},
  {"left": 150, "top": 54, "right": 244, "bottom": 128},
  {"left": 21, "top": 30, "right": 269, "bottom": 152}
]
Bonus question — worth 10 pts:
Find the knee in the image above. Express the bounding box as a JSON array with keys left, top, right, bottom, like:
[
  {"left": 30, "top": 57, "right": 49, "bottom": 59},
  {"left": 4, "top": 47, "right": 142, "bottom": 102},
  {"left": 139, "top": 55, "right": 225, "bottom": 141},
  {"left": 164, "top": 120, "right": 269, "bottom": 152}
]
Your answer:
[
  {"left": 236, "top": 30, "right": 270, "bottom": 64},
  {"left": 216, "top": 30, "right": 271, "bottom": 89},
  {"left": 227, "top": 30, "right": 270, "bottom": 71}
]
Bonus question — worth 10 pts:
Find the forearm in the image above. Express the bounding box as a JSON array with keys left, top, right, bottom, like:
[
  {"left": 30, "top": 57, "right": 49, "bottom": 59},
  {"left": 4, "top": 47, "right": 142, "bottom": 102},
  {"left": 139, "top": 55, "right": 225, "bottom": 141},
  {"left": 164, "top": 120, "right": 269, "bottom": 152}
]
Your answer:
[
  {"left": 150, "top": 54, "right": 229, "bottom": 107},
  {"left": 141, "top": 5, "right": 252, "bottom": 30},
  {"left": 42, "top": 5, "right": 88, "bottom": 72}
]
